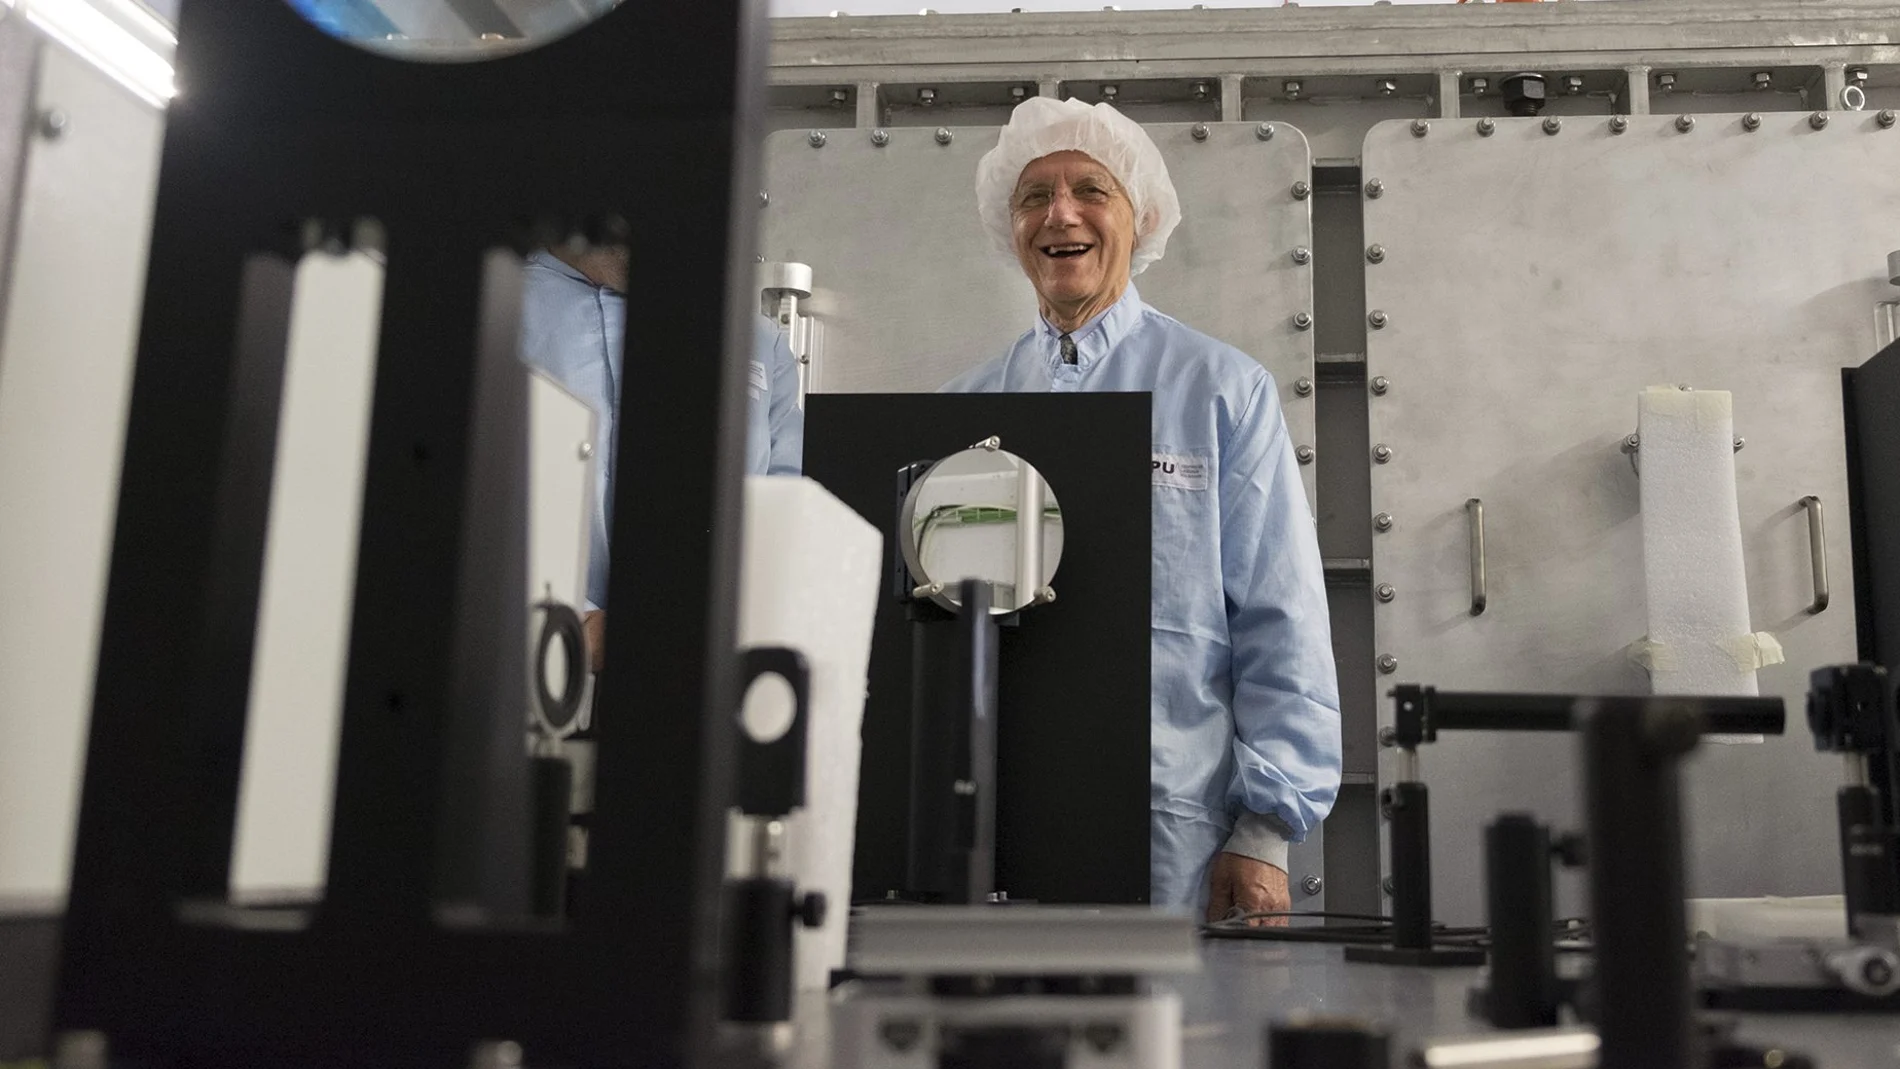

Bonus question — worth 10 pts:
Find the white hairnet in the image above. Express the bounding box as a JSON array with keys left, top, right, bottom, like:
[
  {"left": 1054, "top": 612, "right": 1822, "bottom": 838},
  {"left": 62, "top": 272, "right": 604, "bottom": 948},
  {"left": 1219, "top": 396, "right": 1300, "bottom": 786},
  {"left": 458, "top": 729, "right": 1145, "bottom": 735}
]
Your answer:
[{"left": 975, "top": 97, "right": 1182, "bottom": 278}]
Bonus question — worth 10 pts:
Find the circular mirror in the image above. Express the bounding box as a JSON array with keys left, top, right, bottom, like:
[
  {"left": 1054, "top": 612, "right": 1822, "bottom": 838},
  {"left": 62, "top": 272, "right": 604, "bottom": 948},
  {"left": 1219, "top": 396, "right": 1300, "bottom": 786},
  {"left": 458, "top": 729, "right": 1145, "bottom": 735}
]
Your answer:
[
  {"left": 898, "top": 443, "right": 1064, "bottom": 615},
  {"left": 284, "top": 0, "right": 622, "bottom": 63}
]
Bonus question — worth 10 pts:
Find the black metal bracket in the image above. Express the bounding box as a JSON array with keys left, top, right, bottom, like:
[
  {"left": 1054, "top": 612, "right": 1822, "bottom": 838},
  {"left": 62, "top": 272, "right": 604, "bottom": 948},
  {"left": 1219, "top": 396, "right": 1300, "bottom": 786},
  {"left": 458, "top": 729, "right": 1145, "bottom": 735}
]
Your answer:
[{"left": 736, "top": 647, "right": 814, "bottom": 818}]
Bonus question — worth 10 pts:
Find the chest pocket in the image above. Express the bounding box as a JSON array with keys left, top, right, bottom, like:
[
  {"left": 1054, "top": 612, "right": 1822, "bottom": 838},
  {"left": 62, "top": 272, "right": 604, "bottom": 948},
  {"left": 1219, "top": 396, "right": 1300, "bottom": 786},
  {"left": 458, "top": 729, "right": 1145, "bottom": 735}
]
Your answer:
[
  {"left": 747, "top": 359, "right": 770, "bottom": 402},
  {"left": 1151, "top": 447, "right": 1226, "bottom": 642}
]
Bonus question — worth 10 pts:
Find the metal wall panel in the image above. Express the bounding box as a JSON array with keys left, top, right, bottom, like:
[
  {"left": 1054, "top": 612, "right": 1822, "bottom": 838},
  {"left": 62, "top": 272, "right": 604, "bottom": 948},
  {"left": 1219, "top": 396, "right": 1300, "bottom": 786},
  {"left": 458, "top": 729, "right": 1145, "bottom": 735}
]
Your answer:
[
  {"left": 1363, "top": 114, "right": 1878, "bottom": 922},
  {"left": 762, "top": 121, "right": 1317, "bottom": 503}
]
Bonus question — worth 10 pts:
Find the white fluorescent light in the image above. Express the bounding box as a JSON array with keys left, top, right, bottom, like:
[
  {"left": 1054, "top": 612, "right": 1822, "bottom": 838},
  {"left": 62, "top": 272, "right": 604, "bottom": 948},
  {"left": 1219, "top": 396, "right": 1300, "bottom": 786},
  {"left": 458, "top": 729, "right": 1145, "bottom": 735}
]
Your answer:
[{"left": 23, "top": 0, "right": 176, "bottom": 107}]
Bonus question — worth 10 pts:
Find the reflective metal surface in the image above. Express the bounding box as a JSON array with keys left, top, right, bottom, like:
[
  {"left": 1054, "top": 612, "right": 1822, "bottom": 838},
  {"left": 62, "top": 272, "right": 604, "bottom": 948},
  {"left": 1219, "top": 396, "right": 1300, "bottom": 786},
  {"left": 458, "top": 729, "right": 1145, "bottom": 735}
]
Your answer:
[
  {"left": 898, "top": 443, "right": 1063, "bottom": 615},
  {"left": 283, "top": 0, "right": 621, "bottom": 61},
  {"left": 1364, "top": 113, "right": 1871, "bottom": 922}
]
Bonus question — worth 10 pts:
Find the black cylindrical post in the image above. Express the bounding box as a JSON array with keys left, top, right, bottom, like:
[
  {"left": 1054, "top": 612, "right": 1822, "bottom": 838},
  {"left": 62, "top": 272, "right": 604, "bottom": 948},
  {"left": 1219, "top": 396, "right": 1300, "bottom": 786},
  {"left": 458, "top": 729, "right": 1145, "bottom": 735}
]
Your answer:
[
  {"left": 1387, "top": 782, "right": 1433, "bottom": 949},
  {"left": 530, "top": 755, "right": 573, "bottom": 918},
  {"left": 1583, "top": 700, "right": 1698, "bottom": 1069},
  {"left": 722, "top": 877, "right": 795, "bottom": 1023},
  {"left": 1483, "top": 814, "right": 1557, "bottom": 1028}
]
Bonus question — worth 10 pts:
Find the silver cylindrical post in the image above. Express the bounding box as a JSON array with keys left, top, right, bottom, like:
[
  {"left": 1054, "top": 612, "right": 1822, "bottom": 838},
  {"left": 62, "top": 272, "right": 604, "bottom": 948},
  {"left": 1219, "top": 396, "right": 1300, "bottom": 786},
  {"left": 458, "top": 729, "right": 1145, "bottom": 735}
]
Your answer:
[
  {"left": 1847, "top": 752, "right": 1871, "bottom": 788},
  {"left": 1015, "top": 461, "right": 1044, "bottom": 611},
  {"left": 1412, "top": 1028, "right": 1599, "bottom": 1069},
  {"left": 1397, "top": 747, "right": 1420, "bottom": 784}
]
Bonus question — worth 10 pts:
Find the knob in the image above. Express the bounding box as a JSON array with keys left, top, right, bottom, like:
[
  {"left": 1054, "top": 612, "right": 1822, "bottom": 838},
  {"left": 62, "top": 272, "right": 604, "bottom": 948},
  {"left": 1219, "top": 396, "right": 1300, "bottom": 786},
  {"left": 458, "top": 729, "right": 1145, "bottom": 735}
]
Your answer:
[{"left": 795, "top": 891, "right": 828, "bottom": 929}]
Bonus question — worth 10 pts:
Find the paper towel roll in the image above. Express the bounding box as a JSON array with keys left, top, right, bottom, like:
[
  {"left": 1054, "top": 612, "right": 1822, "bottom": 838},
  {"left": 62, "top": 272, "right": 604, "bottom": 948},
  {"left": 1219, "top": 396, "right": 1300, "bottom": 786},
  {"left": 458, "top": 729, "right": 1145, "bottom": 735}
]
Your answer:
[
  {"left": 1636, "top": 387, "right": 1762, "bottom": 698},
  {"left": 736, "top": 476, "right": 883, "bottom": 992}
]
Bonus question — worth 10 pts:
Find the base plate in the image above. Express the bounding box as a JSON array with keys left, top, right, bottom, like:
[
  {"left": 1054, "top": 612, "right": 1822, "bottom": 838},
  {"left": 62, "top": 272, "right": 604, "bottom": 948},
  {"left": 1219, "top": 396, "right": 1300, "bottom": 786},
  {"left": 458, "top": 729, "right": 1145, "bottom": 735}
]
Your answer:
[{"left": 1342, "top": 943, "right": 1487, "bottom": 967}]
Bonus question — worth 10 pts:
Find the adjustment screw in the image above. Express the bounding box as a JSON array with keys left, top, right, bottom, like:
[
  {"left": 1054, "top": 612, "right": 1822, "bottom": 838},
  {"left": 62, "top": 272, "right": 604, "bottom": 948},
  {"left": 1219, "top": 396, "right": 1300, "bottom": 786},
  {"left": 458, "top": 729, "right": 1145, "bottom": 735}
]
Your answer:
[
  {"left": 1373, "top": 511, "right": 1394, "bottom": 531},
  {"left": 1368, "top": 309, "right": 1389, "bottom": 329},
  {"left": 1476, "top": 118, "right": 1496, "bottom": 137},
  {"left": 1373, "top": 443, "right": 1393, "bottom": 463},
  {"left": 1365, "top": 178, "right": 1385, "bottom": 199},
  {"left": 807, "top": 130, "right": 827, "bottom": 148},
  {"left": 1191, "top": 122, "right": 1210, "bottom": 142},
  {"left": 871, "top": 128, "right": 891, "bottom": 146},
  {"left": 1676, "top": 114, "right": 1696, "bottom": 133},
  {"left": 796, "top": 891, "right": 828, "bottom": 929},
  {"left": 935, "top": 127, "right": 954, "bottom": 145},
  {"left": 1256, "top": 122, "right": 1277, "bottom": 142},
  {"left": 1292, "top": 311, "right": 1313, "bottom": 331},
  {"left": 1742, "top": 113, "right": 1762, "bottom": 132},
  {"left": 1295, "top": 444, "right": 1316, "bottom": 465},
  {"left": 1609, "top": 115, "right": 1630, "bottom": 134},
  {"left": 1293, "top": 376, "right": 1314, "bottom": 397},
  {"left": 1367, "top": 244, "right": 1387, "bottom": 264},
  {"left": 1301, "top": 875, "right": 1324, "bottom": 896},
  {"left": 1370, "top": 375, "right": 1390, "bottom": 395},
  {"left": 1376, "top": 583, "right": 1396, "bottom": 603},
  {"left": 1810, "top": 111, "right": 1830, "bottom": 130},
  {"left": 1411, "top": 118, "right": 1430, "bottom": 137},
  {"left": 1292, "top": 246, "right": 1312, "bottom": 265},
  {"left": 1543, "top": 116, "right": 1563, "bottom": 136}
]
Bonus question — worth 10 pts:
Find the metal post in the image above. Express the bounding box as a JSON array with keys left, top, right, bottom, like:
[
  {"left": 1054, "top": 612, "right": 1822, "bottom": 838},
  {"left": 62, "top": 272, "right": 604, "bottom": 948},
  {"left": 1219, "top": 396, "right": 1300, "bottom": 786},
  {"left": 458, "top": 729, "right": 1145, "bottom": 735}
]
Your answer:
[
  {"left": 1435, "top": 70, "right": 1462, "bottom": 119},
  {"left": 1623, "top": 64, "right": 1651, "bottom": 115},
  {"left": 1581, "top": 698, "right": 1700, "bottom": 1069},
  {"left": 854, "top": 80, "right": 881, "bottom": 128},
  {"left": 1481, "top": 815, "right": 1558, "bottom": 1029},
  {"left": 1014, "top": 460, "right": 1043, "bottom": 610},
  {"left": 1220, "top": 74, "right": 1246, "bottom": 123}
]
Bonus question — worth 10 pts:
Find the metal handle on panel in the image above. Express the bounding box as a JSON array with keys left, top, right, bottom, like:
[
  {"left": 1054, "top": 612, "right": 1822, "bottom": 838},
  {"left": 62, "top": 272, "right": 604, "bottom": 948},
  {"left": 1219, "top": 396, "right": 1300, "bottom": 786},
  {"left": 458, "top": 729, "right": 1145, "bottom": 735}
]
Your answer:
[
  {"left": 1803, "top": 495, "right": 1829, "bottom": 615},
  {"left": 1467, "top": 498, "right": 1487, "bottom": 617}
]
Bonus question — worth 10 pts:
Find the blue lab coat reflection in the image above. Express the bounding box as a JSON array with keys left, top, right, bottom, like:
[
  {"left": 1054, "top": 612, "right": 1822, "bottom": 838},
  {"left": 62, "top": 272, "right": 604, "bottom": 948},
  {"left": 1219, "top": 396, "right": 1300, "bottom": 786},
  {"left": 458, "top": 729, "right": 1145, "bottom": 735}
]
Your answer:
[
  {"left": 518, "top": 251, "right": 804, "bottom": 609},
  {"left": 942, "top": 285, "right": 1342, "bottom": 909}
]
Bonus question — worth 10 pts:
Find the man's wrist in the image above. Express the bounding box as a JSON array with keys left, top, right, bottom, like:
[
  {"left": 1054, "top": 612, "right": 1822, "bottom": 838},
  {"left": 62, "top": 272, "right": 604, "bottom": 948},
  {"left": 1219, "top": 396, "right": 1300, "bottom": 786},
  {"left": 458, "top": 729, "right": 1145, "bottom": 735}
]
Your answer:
[{"left": 1222, "top": 810, "right": 1291, "bottom": 872}]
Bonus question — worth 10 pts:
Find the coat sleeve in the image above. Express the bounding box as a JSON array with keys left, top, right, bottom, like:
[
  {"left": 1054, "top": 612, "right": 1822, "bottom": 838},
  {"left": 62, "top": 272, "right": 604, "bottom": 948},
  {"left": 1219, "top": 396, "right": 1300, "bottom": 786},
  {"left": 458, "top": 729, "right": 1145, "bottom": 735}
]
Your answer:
[{"left": 1218, "top": 373, "right": 1342, "bottom": 844}]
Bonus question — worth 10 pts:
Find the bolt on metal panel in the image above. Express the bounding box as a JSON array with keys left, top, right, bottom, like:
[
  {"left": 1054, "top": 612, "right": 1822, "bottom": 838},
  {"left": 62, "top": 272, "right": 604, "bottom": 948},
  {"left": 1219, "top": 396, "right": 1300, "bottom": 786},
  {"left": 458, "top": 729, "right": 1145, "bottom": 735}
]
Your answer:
[
  {"left": 762, "top": 121, "right": 1318, "bottom": 507},
  {"left": 1362, "top": 113, "right": 1869, "bottom": 924}
]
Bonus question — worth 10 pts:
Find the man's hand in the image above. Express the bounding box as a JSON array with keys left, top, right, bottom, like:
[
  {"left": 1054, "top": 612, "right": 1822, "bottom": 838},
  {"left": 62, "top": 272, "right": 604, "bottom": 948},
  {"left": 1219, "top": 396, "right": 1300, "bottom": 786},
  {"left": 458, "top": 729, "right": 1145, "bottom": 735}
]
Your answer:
[
  {"left": 1205, "top": 852, "right": 1290, "bottom": 927},
  {"left": 583, "top": 610, "right": 605, "bottom": 674}
]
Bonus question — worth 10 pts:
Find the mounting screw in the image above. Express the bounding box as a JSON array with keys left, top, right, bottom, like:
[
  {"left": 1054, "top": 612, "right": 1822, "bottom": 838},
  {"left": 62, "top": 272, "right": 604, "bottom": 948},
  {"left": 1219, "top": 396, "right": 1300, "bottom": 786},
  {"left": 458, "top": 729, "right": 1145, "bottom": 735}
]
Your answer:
[
  {"left": 1010, "top": 85, "right": 1028, "bottom": 101},
  {"left": 1082, "top": 1023, "right": 1126, "bottom": 1055},
  {"left": 1676, "top": 114, "right": 1696, "bottom": 133},
  {"left": 796, "top": 891, "right": 828, "bottom": 929},
  {"left": 1733, "top": 436, "right": 1746, "bottom": 451},
  {"left": 1101, "top": 83, "right": 1119, "bottom": 101},
  {"left": 1301, "top": 875, "right": 1324, "bottom": 896},
  {"left": 918, "top": 87, "right": 937, "bottom": 106},
  {"left": 1542, "top": 116, "right": 1563, "bottom": 135},
  {"left": 578, "top": 441, "right": 594, "bottom": 460},
  {"left": 1284, "top": 79, "right": 1303, "bottom": 100},
  {"left": 1383, "top": 876, "right": 1397, "bottom": 896},
  {"left": 1370, "top": 375, "right": 1390, "bottom": 395},
  {"left": 1411, "top": 118, "right": 1431, "bottom": 137},
  {"left": 1374, "top": 512, "right": 1394, "bottom": 532},
  {"left": 1373, "top": 443, "right": 1393, "bottom": 463},
  {"left": 1742, "top": 113, "right": 1762, "bottom": 132},
  {"left": 1191, "top": 122, "right": 1210, "bottom": 142},
  {"left": 1609, "top": 115, "right": 1630, "bottom": 134},
  {"left": 1192, "top": 81, "right": 1211, "bottom": 101},
  {"left": 759, "top": 190, "right": 769, "bottom": 205},
  {"left": 807, "top": 130, "right": 827, "bottom": 148},
  {"left": 953, "top": 778, "right": 976, "bottom": 796},
  {"left": 1293, "top": 376, "right": 1314, "bottom": 397},
  {"left": 1476, "top": 118, "right": 1496, "bottom": 137},
  {"left": 1811, "top": 111, "right": 1830, "bottom": 130},
  {"left": 1378, "top": 726, "right": 1398, "bottom": 747},
  {"left": 830, "top": 87, "right": 850, "bottom": 106},
  {"left": 1367, "top": 244, "right": 1387, "bottom": 263},
  {"left": 1657, "top": 71, "right": 1678, "bottom": 92},
  {"left": 38, "top": 108, "right": 69, "bottom": 139},
  {"left": 1552, "top": 833, "right": 1589, "bottom": 868},
  {"left": 871, "top": 128, "right": 891, "bottom": 146},
  {"left": 1256, "top": 121, "right": 1277, "bottom": 141},
  {"left": 1881, "top": 110, "right": 1898, "bottom": 128},
  {"left": 935, "top": 127, "right": 954, "bottom": 144},
  {"left": 1378, "top": 654, "right": 1399, "bottom": 675},
  {"left": 1291, "top": 180, "right": 1311, "bottom": 200},
  {"left": 1365, "top": 178, "right": 1385, "bottom": 199},
  {"left": 1849, "top": 66, "right": 1871, "bottom": 88},
  {"left": 1292, "top": 311, "right": 1313, "bottom": 331},
  {"left": 1368, "top": 309, "right": 1389, "bottom": 329},
  {"left": 879, "top": 1020, "right": 925, "bottom": 1053},
  {"left": 1376, "top": 583, "right": 1396, "bottom": 603},
  {"left": 1564, "top": 75, "right": 1585, "bottom": 95},
  {"left": 1752, "top": 71, "right": 1773, "bottom": 92},
  {"left": 1295, "top": 444, "right": 1316, "bottom": 465},
  {"left": 1377, "top": 78, "right": 1398, "bottom": 97},
  {"left": 1291, "top": 246, "right": 1312, "bottom": 265}
]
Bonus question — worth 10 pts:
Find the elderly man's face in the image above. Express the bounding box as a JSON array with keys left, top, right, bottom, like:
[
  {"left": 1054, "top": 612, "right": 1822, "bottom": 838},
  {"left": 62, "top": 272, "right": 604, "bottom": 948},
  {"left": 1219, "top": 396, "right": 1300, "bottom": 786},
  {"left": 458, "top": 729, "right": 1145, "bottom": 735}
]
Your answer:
[{"left": 1010, "top": 150, "right": 1137, "bottom": 320}]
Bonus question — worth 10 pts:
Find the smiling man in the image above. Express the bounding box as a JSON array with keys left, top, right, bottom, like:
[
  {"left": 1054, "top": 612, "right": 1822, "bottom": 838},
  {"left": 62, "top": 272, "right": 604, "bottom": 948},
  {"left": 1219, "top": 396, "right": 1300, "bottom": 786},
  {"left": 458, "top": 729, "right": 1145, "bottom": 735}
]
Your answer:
[{"left": 942, "top": 98, "right": 1341, "bottom": 923}]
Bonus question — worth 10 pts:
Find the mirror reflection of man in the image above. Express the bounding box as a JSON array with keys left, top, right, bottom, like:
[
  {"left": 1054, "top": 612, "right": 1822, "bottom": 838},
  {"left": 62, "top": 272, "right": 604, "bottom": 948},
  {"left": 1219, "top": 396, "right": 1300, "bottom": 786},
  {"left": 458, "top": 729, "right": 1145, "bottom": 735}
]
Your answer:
[
  {"left": 942, "top": 99, "right": 1341, "bottom": 924},
  {"left": 519, "top": 244, "right": 804, "bottom": 668}
]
